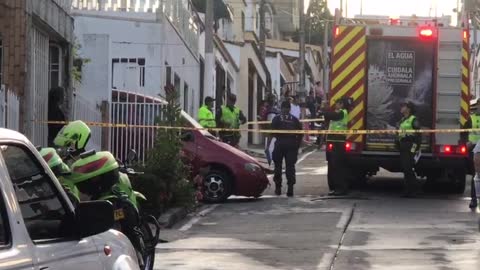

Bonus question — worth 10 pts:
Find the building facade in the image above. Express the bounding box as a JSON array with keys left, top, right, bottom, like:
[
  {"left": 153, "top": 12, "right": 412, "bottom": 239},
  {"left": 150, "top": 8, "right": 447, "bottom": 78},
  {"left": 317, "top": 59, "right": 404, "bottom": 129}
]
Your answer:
[{"left": 0, "top": 0, "right": 74, "bottom": 145}]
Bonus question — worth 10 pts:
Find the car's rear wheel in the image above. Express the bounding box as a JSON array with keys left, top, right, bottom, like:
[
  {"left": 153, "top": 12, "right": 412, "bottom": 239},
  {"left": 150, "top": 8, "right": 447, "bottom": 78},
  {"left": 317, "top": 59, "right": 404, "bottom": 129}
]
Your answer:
[{"left": 203, "top": 170, "right": 233, "bottom": 203}]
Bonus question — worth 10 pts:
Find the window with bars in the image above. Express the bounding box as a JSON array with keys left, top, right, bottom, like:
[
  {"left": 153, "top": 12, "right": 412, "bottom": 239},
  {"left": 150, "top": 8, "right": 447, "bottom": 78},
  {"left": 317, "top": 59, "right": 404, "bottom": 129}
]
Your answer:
[{"left": 49, "top": 45, "right": 62, "bottom": 89}]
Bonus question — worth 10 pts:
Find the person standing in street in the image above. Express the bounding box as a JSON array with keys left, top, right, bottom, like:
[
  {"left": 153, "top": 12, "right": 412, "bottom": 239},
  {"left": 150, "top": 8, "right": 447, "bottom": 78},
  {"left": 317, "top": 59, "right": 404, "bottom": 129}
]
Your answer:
[
  {"left": 318, "top": 97, "right": 351, "bottom": 196},
  {"left": 396, "top": 102, "right": 421, "bottom": 197},
  {"left": 198, "top": 96, "right": 216, "bottom": 129},
  {"left": 314, "top": 81, "right": 325, "bottom": 105},
  {"left": 306, "top": 90, "right": 317, "bottom": 129},
  {"left": 461, "top": 100, "right": 480, "bottom": 208},
  {"left": 289, "top": 96, "right": 301, "bottom": 120},
  {"left": 216, "top": 94, "right": 247, "bottom": 147},
  {"left": 48, "top": 87, "right": 66, "bottom": 147},
  {"left": 269, "top": 101, "right": 303, "bottom": 197}
]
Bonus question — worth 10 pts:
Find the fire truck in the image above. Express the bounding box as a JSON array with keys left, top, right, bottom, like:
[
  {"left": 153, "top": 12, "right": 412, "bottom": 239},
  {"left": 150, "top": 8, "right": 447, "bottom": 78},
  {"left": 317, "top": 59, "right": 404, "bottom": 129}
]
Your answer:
[{"left": 328, "top": 19, "right": 471, "bottom": 193}]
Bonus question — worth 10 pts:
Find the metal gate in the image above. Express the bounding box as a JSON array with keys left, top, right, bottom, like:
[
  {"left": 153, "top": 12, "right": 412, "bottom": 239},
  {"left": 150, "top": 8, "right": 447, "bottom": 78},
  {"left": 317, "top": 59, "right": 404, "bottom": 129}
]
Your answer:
[
  {"left": 110, "top": 90, "right": 166, "bottom": 163},
  {"left": 0, "top": 85, "right": 20, "bottom": 131},
  {"left": 29, "top": 27, "right": 49, "bottom": 146},
  {"left": 73, "top": 93, "right": 103, "bottom": 150}
]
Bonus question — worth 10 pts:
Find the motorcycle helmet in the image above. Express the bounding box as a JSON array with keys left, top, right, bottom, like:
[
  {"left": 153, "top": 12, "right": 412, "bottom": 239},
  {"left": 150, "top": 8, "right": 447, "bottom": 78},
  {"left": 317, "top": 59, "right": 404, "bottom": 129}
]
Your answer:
[
  {"left": 69, "top": 151, "right": 120, "bottom": 198},
  {"left": 53, "top": 120, "right": 91, "bottom": 151},
  {"left": 39, "top": 147, "right": 71, "bottom": 175}
]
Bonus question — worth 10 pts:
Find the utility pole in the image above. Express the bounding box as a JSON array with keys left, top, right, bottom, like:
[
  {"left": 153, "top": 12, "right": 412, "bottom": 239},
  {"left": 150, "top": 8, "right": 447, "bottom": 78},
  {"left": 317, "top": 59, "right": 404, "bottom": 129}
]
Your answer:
[
  {"left": 340, "top": 0, "right": 343, "bottom": 17},
  {"left": 259, "top": 0, "right": 266, "bottom": 61},
  {"left": 204, "top": 0, "right": 215, "bottom": 99},
  {"left": 345, "top": 0, "right": 348, "bottom": 18},
  {"left": 298, "top": 0, "right": 306, "bottom": 103},
  {"left": 360, "top": 0, "right": 363, "bottom": 15}
]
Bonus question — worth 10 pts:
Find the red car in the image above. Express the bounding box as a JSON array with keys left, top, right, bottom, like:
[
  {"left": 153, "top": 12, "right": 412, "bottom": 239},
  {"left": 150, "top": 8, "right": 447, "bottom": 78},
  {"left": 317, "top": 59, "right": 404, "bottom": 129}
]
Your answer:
[{"left": 180, "top": 112, "right": 269, "bottom": 203}]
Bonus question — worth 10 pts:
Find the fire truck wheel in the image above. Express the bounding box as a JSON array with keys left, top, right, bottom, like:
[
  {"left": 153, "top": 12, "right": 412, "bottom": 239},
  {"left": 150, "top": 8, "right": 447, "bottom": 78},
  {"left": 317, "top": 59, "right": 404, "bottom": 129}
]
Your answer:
[
  {"left": 350, "top": 170, "right": 368, "bottom": 189},
  {"left": 449, "top": 170, "right": 466, "bottom": 194}
]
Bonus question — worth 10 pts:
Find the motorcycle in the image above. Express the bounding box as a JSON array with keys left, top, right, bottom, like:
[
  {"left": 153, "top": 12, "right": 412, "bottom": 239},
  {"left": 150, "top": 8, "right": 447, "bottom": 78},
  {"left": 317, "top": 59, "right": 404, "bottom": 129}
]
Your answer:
[
  {"left": 68, "top": 149, "right": 160, "bottom": 270},
  {"left": 38, "top": 147, "right": 81, "bottom": 206},
  {"left": 51, "top": 121, "right": 161, "bottom": 269}
]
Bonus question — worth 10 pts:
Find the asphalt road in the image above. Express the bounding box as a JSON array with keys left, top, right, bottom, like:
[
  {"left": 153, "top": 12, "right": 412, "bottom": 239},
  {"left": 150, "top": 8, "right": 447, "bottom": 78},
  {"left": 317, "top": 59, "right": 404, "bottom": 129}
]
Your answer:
[{"left": 155, "top": 150, "right": 480, "bottom": 270}]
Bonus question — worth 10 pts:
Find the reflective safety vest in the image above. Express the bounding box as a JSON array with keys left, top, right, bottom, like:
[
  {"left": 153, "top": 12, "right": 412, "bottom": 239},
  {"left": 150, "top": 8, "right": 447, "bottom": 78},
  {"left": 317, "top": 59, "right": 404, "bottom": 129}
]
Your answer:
[
  {"left": 398, "top": 115, "right": 416, "bottom": 139},
  {"left": 198, "top": 105, "right": 216, "bottom": 128},
  {"left": 221, "top": 105, "right": 241, "bottom": 129},
  {"left": 469, "top": 114, "right": 480, "bottom": 143},
  {"left": 327, "top": 109, "right": 348, "bottom": 142}
]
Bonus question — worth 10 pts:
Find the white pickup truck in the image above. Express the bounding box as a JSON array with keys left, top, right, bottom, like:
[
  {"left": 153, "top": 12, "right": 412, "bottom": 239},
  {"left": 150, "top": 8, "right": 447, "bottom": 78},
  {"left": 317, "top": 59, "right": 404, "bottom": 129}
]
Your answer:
[{"left": 0, "top": 128, "right": 140, "bottom": 270}]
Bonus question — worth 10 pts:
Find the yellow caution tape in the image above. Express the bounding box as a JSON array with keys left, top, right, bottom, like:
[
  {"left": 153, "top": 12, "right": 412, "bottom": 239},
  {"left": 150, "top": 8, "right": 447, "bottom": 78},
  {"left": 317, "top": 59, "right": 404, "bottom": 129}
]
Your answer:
[
  {"left": 38, "top": 120, "right": 475, "bottom": 135},
  {"left": 247, "top": 117, "right": 325, "bottom": 125}
]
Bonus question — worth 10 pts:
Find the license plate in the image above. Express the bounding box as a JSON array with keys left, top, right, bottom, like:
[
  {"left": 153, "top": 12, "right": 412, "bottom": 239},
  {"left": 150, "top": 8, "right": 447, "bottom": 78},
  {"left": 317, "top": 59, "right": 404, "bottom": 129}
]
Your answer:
[{"left": 114, "top": 209, "right": 125, "bottom": 221}]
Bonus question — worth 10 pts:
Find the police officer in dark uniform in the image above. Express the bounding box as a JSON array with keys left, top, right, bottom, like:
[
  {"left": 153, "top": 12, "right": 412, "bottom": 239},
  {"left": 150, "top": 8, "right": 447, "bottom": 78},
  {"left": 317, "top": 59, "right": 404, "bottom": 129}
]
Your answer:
[
  {"left": 318, "top": 97, "right": 351, "bottom": 196},
  {"left": 270, "top": 101, "right": 303, "bottom": 197},
  {"left": 396, "top": 102, "right": 421, "bottom": 197}
]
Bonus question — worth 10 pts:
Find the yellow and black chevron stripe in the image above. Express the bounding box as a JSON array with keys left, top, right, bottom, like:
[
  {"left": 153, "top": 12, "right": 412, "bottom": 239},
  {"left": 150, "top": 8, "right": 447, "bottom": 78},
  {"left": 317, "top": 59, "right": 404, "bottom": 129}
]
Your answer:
[
  {"left": 461, "top": 29, "right": 470, "bottom": 126},
  {"left": 329, "top": 25, "right": 367, "bottom": 143}
]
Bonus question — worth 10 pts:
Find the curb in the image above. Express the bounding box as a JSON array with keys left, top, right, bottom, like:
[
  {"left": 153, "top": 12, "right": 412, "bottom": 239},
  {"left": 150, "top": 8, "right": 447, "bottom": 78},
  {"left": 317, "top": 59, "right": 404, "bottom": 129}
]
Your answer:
[{"left": 157, "top": 207, "right": 188, "bottom": 229}]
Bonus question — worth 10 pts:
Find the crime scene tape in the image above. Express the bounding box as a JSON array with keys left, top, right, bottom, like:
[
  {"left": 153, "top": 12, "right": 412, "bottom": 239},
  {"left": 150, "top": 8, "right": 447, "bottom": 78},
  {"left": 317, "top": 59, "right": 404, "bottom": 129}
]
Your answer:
[
  {"left": 38, "top": 120, "right": 479, "bottom": 135},
  {"left": 247, "top": 117, "right": 325, "bottom": 125}
]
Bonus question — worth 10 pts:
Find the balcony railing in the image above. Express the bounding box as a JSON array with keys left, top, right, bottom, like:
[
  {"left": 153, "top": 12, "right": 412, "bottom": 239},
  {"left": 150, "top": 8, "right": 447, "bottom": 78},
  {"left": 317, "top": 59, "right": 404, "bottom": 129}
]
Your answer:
[{"left": 72, "top": 0, "right": 199, "bottom": 55}]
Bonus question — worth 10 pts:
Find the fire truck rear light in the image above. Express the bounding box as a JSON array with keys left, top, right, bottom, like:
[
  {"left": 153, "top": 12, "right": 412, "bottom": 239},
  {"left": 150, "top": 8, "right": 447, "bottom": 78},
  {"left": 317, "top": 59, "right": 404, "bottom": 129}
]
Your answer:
[
  {"left": 389, "top": 18, "right": 400, "bottom": 25},
  {"left": 464, "top": 30, "right": 468, "bottom": 40},
  {"left": 328, "top": 143, "right": 333, "bottom": 152},
  {"left": 335, "top": 27, "right": 340, "bottom": 37},
  {"left": 345, "top": 142, "right": 356, "bottom": 152},
  {"left": 442, "top": 145, "right": 452, "bottom": 154},
  {"left": 458, "top": 145, "right": 468, "bottom": 155},
  {"left": 419, "top": 28, "right": 433, "bottom": 37},
  {"left": 345, "top": 142, "right": 351, "bottom": 151}
]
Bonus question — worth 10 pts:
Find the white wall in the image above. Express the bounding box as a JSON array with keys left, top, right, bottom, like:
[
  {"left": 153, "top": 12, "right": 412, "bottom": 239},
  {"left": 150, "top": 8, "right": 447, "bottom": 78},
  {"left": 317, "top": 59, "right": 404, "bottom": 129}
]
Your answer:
[
  {"left": 244, "top": 0, "right": 257, "bottom": 34},
  {"left": 74, "top": 14, "right": 201, "bottom": 116},
  {"left": 266, "top": 54, "right": 281, "bottom": 95},
  {"left": 80, "top": 34, "right": 112, "bottom": 104}
]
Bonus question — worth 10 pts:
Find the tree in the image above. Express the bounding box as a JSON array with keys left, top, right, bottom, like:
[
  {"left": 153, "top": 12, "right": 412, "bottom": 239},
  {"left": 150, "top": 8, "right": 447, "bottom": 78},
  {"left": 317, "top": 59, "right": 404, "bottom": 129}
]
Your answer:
[
  {"left": 133, "top": 84, "right": 195, "bottom": 216},
  {"left": 305, "top": 0, "right": 333, "bottom": 45}
]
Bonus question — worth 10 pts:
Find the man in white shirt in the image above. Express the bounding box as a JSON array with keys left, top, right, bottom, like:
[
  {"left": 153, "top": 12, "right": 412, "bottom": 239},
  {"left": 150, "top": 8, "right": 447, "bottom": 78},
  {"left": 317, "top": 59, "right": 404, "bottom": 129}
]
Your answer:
[{"left": 289, "top": 96, "right": 301, "bottom": 119}]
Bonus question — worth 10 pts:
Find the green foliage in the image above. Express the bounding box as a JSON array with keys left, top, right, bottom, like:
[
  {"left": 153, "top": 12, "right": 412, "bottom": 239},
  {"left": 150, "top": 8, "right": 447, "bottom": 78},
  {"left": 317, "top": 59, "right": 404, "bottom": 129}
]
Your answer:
[
  {"left": 133, "top": 85, "right": 195, "bottom": 216},
  {"left": 306, "top": 0, "right": 333, "bottom": 45},
  {"left": 72, "top": 41, "right": 91, "bottom": 84}
]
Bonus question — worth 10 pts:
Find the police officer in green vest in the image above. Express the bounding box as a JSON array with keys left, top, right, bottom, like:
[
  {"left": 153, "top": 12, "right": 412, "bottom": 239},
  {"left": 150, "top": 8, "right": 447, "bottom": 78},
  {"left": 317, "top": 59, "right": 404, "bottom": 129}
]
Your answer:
[
  {"left": 461, "top": 100, "right": 480, "bottom": 208},
  {"left": 198, "top": 96, "right": 216, "bottom": 129},
  {"left": 396, "top": 102, "right": 421, "bottom": 197},
  {"left": 318, "top": 97, "right": 352, "bottom": 196},
  {"left": 216, "top": 94, "right": 247, "bottom": 147}
]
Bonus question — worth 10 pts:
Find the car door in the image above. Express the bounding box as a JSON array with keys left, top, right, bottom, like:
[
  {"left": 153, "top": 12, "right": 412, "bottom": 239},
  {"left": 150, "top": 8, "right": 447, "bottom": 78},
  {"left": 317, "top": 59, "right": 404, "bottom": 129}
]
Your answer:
[
  {"left": 0, "top": 161, "right": 34, "bottom": 270},
  {"left": 0, "top": 143, "right": 104, "bottom": 270}
]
